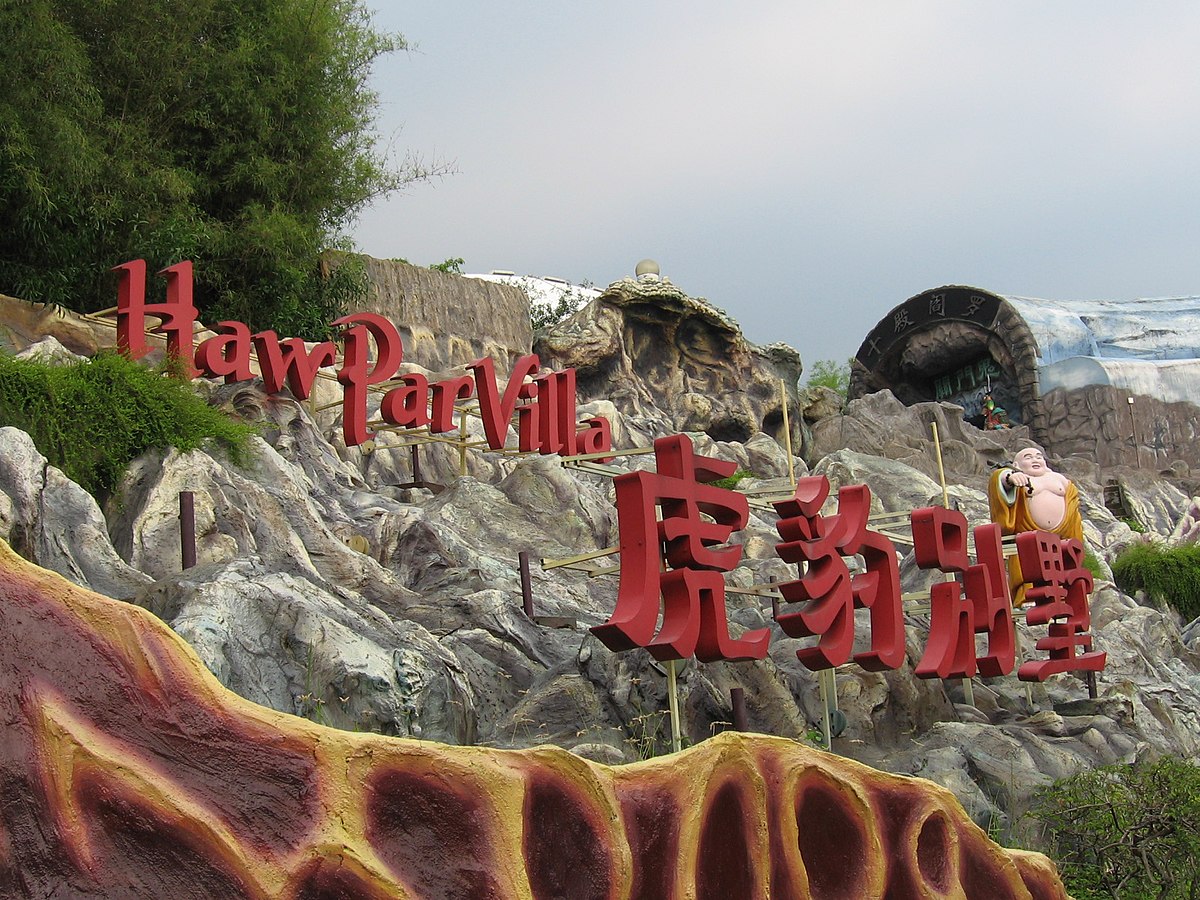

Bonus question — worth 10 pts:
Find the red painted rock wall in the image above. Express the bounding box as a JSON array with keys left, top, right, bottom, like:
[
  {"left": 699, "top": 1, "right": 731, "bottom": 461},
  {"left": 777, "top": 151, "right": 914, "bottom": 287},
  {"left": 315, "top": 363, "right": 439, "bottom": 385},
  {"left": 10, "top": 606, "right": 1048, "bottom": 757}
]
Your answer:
[{"left": 0, "top": 539, "right": 1068, "bottom": 898}]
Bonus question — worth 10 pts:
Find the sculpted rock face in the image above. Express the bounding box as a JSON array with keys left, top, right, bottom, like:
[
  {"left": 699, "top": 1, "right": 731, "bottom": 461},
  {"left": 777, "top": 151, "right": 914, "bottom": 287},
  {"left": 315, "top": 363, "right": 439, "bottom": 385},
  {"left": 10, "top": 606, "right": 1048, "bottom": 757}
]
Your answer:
[
  {"left": 807, "top": 389, "right": 1034, "bottom": 477},
  {"left": 1040, "top": 383, "right": 1200, "bottom": 472},
  {"left": 0, "top": 428, "right": 151, "bottom": 601},
  {"left": 355, "top": 256, "right": 534, "bottom": 374},
  {"left": 535, "top": 278, "right": 804, "bottom": 452},
  {"left": 7, "top": 285, "right": 1200, "bottom": 893},
  {"left": 0, "top": 540, "right": 1068, "bottom": 898}
]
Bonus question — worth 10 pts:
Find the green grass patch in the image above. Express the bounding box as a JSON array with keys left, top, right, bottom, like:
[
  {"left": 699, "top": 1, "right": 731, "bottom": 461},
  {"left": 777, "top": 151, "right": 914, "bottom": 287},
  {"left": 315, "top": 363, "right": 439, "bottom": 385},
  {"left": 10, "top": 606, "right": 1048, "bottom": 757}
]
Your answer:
[
  {"left": 709, "top": 469, "right": 754, "bottom": 491},
  {"left": 0, "top": 351, "right": 254, "bottom": 499},
  {"left": 1111, "top": 541, "right": 1200, "bottom": 621}
]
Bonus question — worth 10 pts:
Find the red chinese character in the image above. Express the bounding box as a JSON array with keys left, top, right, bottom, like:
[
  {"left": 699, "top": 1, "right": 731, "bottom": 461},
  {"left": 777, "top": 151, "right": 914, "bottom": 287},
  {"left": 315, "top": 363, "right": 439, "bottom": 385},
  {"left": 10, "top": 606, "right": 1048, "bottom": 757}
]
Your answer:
[
  {"left": 591, "top": 434, "right": 770, "bottom": 663},
  {"left": 1014, "top": 532, "right": 1106, "bottom": 681},
  {"left": 772, "top": 477, "right": 903, "bottom": 671},
  {"left": 910, "top": 507, "right": 1015, "bottom": 679}
]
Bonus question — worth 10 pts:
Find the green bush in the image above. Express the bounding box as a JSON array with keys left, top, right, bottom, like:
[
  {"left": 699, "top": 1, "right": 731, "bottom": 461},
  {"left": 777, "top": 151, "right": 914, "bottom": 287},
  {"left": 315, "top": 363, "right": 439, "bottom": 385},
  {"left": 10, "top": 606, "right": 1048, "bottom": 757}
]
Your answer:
[
  {"left": 1111, "top": 542, "right": 1200, "bottom": 622},
  {"left": 428, "top": 257, "right": 465, "bottom": 274},
  {"left": 1029, "top": 757, "right": 1200, "bottom": 899},
  {"left": 804, "top": 358, "right": 851, "bottom": 398},
  {"left": 531, "top": 294, "right": 580, "bottom": 332},
  {"left": 0, "top": 351, "right": 254, "bottom": 498}
]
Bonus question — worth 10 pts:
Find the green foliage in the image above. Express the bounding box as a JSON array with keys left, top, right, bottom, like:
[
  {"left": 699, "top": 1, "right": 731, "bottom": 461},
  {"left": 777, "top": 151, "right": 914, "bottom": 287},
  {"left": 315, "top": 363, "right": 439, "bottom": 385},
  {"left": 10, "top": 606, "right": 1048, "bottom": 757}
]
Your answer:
[
  {"left": 531, "top": 295, "right": 580, "bottom": 331},
  {"left": 0, "top": 0, "right": 442, "bottom": 338},
  {"left": 1111, "top": 542, "right": 1200, "bottom": 621},
  {"left": 1121, "top": 516, "right": 1147, "bottom": 534},
  {"left": 428, "top": 257, "right": 464, "bottom": 274},
  {"left": 709, "top": 469, "right": 754, "bottom": 491},
  {"left": 1029, "top": 758, "right": 1200, "bottom": 899},
  {"left": 804, "top": 358, "right": 851, "bottom": 398},
  {"left": 0, "top": 351, "right": 254, "bottom": 498},
  {"left": 1083, "top": 545, "right": 1107, "bottom": 582}
]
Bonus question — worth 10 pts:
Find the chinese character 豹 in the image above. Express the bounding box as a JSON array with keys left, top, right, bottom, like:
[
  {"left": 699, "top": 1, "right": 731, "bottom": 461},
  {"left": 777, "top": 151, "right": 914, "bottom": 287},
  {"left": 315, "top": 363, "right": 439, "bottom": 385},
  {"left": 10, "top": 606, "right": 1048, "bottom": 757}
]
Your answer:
[{"left": 772, "top": 476, "right": 904, "bottom": 671}]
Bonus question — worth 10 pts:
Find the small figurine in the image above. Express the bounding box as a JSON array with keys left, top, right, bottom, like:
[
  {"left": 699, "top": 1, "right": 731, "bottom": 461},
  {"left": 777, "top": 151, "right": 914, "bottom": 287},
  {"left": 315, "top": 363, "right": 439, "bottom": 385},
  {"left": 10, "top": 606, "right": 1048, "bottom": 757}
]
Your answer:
[
  {"left": 983, "top": 392, "right": 1010, "bottom": 430},
  {"left": 988, "top": 446, "right": 1084, "bottom": 605}
]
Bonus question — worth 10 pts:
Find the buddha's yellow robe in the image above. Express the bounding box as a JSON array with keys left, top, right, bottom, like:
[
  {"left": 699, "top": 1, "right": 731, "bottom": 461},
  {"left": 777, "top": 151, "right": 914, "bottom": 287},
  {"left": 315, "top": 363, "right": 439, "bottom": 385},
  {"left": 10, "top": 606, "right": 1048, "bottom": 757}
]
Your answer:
[{"left": 988, "top": 468, "right": 1084, "bottom": 606}]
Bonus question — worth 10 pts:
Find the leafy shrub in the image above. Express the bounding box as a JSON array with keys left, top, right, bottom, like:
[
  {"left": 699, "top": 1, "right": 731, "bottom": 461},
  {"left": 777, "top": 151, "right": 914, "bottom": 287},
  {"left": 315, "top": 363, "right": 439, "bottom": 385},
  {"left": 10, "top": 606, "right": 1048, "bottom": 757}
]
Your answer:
[
  {"left": 428, "top": 257, "right": 465, "bottom": 274},
  {"left": 804, "top": 358, "right": 851, "bottom": 398},
  {"left": 1029, "top": 757, "right": 1200, "bottom": 899},
  {"left": 0, "top": 351, "right": 254, "bottom": 498},
  {"left": 1111, "top": 541, "right": 1200, "bottom": 622},
  {"left": 1083, "top": 545, "right": 1109, "bottom": 582},
  {"left": 0, "top": 0, "right": 428, "bottom": 339},
  {"left": 531, "top": 294, "right": 580, "bottom": 331}
]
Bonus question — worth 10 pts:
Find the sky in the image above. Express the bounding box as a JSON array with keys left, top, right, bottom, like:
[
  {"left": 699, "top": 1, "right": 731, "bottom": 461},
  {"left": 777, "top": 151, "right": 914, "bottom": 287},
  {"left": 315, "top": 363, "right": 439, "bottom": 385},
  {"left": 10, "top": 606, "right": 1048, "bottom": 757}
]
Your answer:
[{"left": 352, "top": 3, "right": 1200, "bottom": 373}]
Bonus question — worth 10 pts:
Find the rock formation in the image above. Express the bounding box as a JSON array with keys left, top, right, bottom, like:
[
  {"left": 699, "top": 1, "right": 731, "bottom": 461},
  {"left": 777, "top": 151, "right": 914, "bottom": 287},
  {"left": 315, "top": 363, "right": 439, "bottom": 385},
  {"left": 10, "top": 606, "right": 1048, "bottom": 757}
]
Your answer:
[
  {"left": 356, "top": 256, "right": 534, "bottom": 374},
  {"left": 4, "top": 271, "right": 1200, "bottom": 894},
  {"left": 535, "top": 277, "right": 804, "bottom": 453}
]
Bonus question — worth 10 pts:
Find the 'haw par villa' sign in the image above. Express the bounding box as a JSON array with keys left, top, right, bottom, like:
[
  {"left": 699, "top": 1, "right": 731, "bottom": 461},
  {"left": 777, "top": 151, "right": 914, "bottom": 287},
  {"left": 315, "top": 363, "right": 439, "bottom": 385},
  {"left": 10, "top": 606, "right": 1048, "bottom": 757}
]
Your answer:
[
  {"left": 114, "top": 259, "right": 612, "bottom": 456},
  {"left": 116, "top": 259, "right": 1103, "bottom": 685}
]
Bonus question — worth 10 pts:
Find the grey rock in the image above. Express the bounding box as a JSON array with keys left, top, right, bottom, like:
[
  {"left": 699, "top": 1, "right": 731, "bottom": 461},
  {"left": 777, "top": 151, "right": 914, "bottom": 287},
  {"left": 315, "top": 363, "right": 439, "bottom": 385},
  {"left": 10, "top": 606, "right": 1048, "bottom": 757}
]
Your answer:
[{"left": 0, "top": 428, "right": 151, "bottom": 599}]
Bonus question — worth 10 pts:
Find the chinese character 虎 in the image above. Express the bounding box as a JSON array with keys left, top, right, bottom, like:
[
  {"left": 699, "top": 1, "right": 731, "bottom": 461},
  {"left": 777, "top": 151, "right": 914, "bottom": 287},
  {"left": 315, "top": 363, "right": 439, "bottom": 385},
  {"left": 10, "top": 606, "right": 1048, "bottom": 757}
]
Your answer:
[{"left": 591, "top": 434, "right": 770, "bottom": 663}]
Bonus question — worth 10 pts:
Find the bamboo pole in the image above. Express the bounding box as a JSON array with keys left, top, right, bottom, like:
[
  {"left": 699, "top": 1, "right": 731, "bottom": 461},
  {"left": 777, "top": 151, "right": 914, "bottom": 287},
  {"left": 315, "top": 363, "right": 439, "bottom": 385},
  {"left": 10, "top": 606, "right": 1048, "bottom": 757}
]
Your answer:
[
  {"left": 818, "top": 669, "right": 832, "bottom": 751},
  {"left": 666, "top": 659, "right": 682, "bottom": 753},
  {"left": 780, "top": 378, "right": 796, "bottom": 488}
]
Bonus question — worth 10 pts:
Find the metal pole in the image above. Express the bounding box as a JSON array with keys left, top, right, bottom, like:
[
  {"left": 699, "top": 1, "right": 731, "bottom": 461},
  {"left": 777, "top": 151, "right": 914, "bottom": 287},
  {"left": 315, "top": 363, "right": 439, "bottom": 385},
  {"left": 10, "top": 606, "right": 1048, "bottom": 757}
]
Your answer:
[
  {"left": 518, "top": 551, "right": 534, "bottom": 619},
  {"left": 730, "top": 687, "right": 748, "bottom": 732},
  {"left": 411, "top": 444, "right": 422, "bottom": 484},
  {"left": 666, "top": 659, "right": 682, "bottom": 753},
  {"left": 179, "top": 491, "right": 196, "bottom": 570}
]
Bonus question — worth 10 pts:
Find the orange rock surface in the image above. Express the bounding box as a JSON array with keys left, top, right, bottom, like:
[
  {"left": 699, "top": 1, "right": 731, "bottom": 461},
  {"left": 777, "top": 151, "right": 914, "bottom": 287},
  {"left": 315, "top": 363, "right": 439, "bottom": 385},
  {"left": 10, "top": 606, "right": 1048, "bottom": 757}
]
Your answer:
[{"left": 0, "top": 538, "right": 1069, "bottom": 898}]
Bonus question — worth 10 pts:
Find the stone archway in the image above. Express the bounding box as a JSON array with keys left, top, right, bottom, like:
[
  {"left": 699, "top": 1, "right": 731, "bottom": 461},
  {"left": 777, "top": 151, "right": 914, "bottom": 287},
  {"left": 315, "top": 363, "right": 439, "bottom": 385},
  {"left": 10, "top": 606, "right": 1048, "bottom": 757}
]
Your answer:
[{"left": 848, "top": 286, "right": 1047, "bottom": 443}]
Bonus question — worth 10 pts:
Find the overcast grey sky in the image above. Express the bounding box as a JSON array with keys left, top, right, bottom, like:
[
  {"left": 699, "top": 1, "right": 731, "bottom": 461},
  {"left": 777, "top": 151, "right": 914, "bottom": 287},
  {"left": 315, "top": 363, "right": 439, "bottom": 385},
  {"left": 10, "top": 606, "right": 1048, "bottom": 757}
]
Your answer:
[{"left": 352, "top": 3, "right": 1200, "bottom": 373}]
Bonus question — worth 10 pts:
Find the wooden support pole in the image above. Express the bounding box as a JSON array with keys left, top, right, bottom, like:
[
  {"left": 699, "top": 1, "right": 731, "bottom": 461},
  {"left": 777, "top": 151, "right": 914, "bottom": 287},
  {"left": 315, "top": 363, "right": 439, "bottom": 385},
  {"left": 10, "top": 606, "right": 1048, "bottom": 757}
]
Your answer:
[
  {"left": 666, "top": 659, "right": 682, "bottom": 754},
  {"left": 780, "top": 377, "right": 796, "bottom": 488},
  {"left": 818, "top": 669, "right": 833, "bottom": 751},
  {"left": 519, "top": 551, "right": 534, "bottom": 619},
  {"left": 458, "top": 407, "right": 469, "bottom": 476},
  {"left": 730, "top": 687, "right": 749, "bottom": 732},
  {"left": 179, "top": 491, "right": 196, "bottom": 571}
]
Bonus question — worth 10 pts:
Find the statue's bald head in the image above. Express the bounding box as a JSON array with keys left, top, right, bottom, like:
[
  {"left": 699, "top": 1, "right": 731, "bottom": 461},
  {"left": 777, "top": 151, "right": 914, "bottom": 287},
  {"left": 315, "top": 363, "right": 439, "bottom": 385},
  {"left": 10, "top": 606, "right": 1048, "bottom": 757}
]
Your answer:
[{"left": 1013, "top": 447, "right": 1049, "bottom": 476}]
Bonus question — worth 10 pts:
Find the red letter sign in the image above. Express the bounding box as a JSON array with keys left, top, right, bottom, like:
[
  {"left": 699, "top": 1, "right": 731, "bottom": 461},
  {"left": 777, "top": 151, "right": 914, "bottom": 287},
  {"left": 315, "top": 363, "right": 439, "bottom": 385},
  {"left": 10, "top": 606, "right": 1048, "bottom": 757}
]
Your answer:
[{"left": 592, "top": 434, "right": 769, "bottom": 663}]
